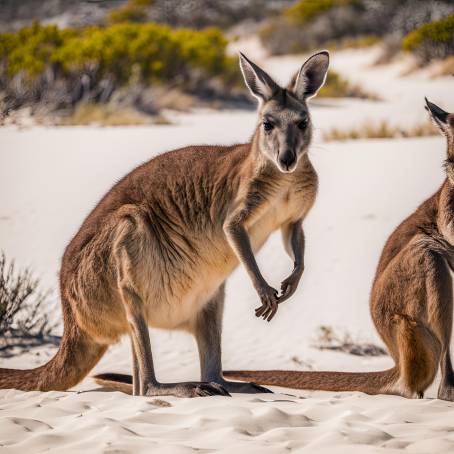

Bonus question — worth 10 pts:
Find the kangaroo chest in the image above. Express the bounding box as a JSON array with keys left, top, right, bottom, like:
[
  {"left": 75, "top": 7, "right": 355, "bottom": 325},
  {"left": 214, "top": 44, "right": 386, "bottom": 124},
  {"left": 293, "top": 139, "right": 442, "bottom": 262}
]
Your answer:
[
  {"left": 248, "top": 183, "right": 312, "bottom": 251},
  {"left": 145, "top": 166, "right": 316, "bottom": 329}
]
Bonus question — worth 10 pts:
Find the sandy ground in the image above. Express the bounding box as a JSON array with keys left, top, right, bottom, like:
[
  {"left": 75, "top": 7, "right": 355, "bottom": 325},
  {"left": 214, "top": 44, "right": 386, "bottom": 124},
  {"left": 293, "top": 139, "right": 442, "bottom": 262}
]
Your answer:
[{"left": 1, "top": 47, "right": 454, "bottom": 452}]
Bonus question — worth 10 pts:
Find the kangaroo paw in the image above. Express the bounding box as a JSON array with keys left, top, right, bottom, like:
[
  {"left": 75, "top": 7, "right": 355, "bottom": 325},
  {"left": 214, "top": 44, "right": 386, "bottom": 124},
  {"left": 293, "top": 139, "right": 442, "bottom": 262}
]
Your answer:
[{"left": 146, "top": 381, "right": 231, "bottom": 398}]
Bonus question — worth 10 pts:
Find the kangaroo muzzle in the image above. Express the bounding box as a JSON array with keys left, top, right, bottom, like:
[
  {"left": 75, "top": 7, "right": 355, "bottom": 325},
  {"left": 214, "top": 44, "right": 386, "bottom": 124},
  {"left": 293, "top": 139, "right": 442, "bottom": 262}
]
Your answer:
[{"left": 278, "top": 150, "right": 296, "bottom": 172}]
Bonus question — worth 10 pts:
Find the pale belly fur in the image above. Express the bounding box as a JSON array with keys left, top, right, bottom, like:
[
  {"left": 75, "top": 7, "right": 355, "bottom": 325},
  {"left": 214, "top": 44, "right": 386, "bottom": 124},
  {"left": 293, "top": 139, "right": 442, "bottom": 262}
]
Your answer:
[{"left": 145, "top": 196, "right": 294, "bottom": 330}]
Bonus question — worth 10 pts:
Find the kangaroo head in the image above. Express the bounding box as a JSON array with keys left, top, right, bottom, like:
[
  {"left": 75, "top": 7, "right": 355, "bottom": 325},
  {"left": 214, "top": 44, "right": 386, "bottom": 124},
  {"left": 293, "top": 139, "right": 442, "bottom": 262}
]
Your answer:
[
  {"left": 425, "top": 97, "right": 454, "bottom": 154},
  {"left": 239, "top": 51, "right": 329, "bottom": 173}
]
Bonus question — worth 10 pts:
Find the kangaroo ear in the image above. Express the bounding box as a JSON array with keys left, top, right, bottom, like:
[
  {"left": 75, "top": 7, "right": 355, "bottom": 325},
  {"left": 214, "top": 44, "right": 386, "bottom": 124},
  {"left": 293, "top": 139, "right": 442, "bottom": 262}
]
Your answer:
[
  {"left": 239, "top": 52, "right": 279, "bottom": 103},
  {"left": 425, "top": 97, "right": 449, "bottom": 134},
  {"left": 290, "top": 51, "right": 329, "bottom": 100}
]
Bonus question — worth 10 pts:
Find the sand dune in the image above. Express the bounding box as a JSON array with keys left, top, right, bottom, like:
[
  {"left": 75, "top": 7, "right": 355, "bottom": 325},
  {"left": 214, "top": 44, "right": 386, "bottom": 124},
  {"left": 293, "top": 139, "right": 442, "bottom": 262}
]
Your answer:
[{"left": 2, "top": 389, "right": 454, "bottom": 453}]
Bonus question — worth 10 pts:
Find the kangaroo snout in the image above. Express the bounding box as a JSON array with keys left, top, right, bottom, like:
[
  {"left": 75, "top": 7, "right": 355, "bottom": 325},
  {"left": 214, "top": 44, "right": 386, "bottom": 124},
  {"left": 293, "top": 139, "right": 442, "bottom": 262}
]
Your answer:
[{"left": 278, "top": 150, "right": 296, "bottom": 172}]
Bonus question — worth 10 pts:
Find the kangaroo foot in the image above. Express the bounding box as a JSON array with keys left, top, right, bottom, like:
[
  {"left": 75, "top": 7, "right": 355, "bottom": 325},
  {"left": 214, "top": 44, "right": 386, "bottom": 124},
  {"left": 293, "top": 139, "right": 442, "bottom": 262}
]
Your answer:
[
  {"left": 437, "top": 384, "right": 454, "bottom": 402},
  {"left": 216, "top": 379, "right": 273, "bottom": 394},
  {"left": 145, "top": 381, "right": 231, "bottom": 398}
]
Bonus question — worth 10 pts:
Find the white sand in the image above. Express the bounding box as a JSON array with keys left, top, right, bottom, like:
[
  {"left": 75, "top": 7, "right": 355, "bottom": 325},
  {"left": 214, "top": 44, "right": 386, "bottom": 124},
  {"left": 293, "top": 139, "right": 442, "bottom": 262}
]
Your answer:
[{"left": 1, "top": 47, "right": 454, "bottom": 452}]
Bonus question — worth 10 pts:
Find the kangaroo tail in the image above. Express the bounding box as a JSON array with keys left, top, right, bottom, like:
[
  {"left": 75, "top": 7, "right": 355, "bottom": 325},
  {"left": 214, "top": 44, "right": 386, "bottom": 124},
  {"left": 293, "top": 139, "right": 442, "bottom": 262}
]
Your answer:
[
  {"left": 0, "top": 311, "right": 107, "bottom": 392},
  {"left": 223, "top": 368, "right": 398, "bottom": 394},
  {"left": 93, "top": 373, "right": 133, "bottom": 394},
  {"left": 93, "top": 368, "right": 399, "bottom": 396}
]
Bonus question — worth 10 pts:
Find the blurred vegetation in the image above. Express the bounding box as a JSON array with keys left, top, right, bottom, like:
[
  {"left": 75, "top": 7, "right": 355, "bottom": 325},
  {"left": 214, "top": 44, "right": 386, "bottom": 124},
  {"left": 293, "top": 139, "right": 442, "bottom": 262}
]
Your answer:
[
  {"left": 61, "top": 102, "right": 168, "bottom": 126},
  {"left": 313, "top": 325, "right": 387, "bottom": 356},
  {"left": 107, "top": 0, "right": 153, "bottom": 25},
  {"left": 0, "top": 21, "right": 238, "bottom": 85},
  {"left": 0, "top": 251, "right": 59, "bottom": 357},
  {"left": 433, "top": 56, "right": 454, "bottom": 77},
  {"left": 319, "top": 70, "right": 377, "bottom": 99},
  {"left": 402, "top": 14, "right": 454, "bottom": 62},
  {"left": 323, "top": 120, "right": 437, "bottom": 141},
  {"left": 0, "top": 0, "right": 291, "bottom": 32},
  {"left": 0, "top": 21, "right": 245, "bottom": 119},
  {"left": 2, "top": 1, "right": 450, "bottom": 122},
  {"left": 260, "top": 0, "right": 454, "bottom": 62},
  {"left": 325, "top": 35, "right": 379, "bottom": 51},
  {"left": 285, "top": 0, "right": 358, "bottom": 25},
  {"left": 260, "top": 0, "right": 369, "bottom": 55},
  {"left": 0, "top": 14, "right": 385, "bottom": 122}
]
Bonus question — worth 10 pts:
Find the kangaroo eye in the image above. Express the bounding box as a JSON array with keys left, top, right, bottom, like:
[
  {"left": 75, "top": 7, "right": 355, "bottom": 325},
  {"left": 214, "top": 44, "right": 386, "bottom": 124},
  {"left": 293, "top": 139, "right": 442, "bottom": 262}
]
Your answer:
[
  {"left": 263, "top": 121, "right": 274, "bottom": 132},
  {"left": 297, "top": 118, "right": 308, "bottom": 130}
]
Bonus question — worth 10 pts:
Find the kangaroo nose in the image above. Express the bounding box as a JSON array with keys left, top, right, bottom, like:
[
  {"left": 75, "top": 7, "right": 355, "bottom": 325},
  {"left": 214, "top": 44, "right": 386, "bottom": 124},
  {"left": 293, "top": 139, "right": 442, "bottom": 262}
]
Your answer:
[{"left": 279, "top": 151, "right": 295, "bottom": 170}]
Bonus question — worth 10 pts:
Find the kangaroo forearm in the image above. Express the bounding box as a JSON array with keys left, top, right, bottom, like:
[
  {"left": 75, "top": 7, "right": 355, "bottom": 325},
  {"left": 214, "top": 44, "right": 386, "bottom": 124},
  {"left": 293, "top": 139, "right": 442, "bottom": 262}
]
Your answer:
[
  {"left": 291, "top": 224, "right": 304, "bottom": 270},
  {"left": 278, "top": 220, "right": 304, "bottom": 304},
  {"left": 225, "top": 224, "right": 266, "bottom": 288},
  {"left": 283, "top": 219, "right": 305, "bottom": 270}
]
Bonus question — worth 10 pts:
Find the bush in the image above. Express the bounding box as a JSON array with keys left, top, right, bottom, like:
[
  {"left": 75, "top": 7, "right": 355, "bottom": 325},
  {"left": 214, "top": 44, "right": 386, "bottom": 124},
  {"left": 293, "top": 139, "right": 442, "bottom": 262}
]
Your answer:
[
  {"left": 107, "top": 0, "right": 153, "bottom": 25},
  {"left": 402, "top": 14, "right": 454, "bottom": 62},
  {"left": 0, "top": 21, "right": 243, "bottom": 116},
  {"left": 259, "top": 0, "right": 454, "bottom": 57},
  {"left": 313, "top": 325, "right": 387, "bottom": 356},
  {"left": 319, "top": 70, "right": 378, "bottom": 99},
  {"left": 0, "top": 22, "right": 76, "bottom": 78},
  {"left": 285, "top": 0, "right": 358, "bottom": 25},
  {"left": 260, "top": 0, "right": 370, "bottom": 55},
  {"left": 141, "top": 0, "right": 285, "bottom": 30},
  {"left": 325, "top": 35, "right": 379, "bottom": 50},
  {"left": 0, "top": 22, "right": 237, "bottom": 85},
  {"left": 0, "top": 252, "right": 58, "bottom": 356}
]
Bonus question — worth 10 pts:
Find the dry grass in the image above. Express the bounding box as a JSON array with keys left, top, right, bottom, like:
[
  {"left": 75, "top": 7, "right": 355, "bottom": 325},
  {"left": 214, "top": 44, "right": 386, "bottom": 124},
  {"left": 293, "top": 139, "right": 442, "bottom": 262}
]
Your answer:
[
  {"left": 0, "top": 251, "right": 59, "bottom": 357},
  {"left": 312, "top": 325, "right": 387, "bottom": 357},
  {"left": 59, "top": 103, "right": 170, "bottom": 127},
  {"left": 152, "top": 88, "right": 197, "bottom": 111},
  {"left": 432, "top": 56, "right": 454, "bottom": 77},
  {"left": 326, "top": 35, "right": 380, "bottom": 51},
  {"left": 392, "top": 55, "right": 454, "bottom": 78},
  {"left": 320, "top": 70, "right": 380, "bottom": 100},
  {"left": 323, "top": 120, "right": 437, "bottom": 141},
  {"left": 291, "top": 356, "right": 314, "bottom": 370}
]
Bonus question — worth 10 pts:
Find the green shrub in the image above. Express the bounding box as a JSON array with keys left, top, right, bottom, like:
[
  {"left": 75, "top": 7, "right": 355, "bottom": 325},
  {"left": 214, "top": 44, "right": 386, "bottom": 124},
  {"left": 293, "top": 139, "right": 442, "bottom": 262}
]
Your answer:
[
  {"left": 402, "top": 14, "right": 454, "bottom": 61},
  {"left": 107, "top": 0, "right": 153, "bottom": 25},
  {"left": 0, "top": 22, "right": 77, "bottom": 77},
  {"left": 260, "top": 0, "right": 370, "bottom": 55},
  {"left": 319, "top": 71, "right": 349, "bottom": 97},
  {"left": 285, "top": 0, "right": 358, "bottom": 25},
  {"left": 325, "top": 34, "right": 379, "bottom": 50},
  {"left": 0, "top": 21, "right": 245, "bottom": 118},
  {"left": 0, "top": 22, "right": 239, "bottom": 86}
]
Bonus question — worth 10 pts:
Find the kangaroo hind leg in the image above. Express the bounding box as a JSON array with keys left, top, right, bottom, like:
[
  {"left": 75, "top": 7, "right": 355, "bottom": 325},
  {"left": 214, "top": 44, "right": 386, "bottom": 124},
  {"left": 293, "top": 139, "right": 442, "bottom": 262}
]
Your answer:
[
  {"left": 130, "top": 337, "right": 140, "bottom": 396},
  {"left": 114, "top": 212, "right": 230, "bottom": 398},
  {"left": 394, "top": 248, "right": 451, "bottom": 399},
  {"left": 395, "top": 315, "right": 440, "bottom": 399},
  {"left": 425, "top": 250, "right": 454, "bottom": 401},
  {"left": 192, "top": 284, "right": 272, "bottom": 394}
]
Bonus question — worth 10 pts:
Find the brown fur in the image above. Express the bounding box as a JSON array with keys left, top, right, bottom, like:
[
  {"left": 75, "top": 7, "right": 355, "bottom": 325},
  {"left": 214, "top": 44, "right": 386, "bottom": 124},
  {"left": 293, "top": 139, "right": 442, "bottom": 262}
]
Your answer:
[
  {"left": 0, "top": 52, "right": 329, "bottom": 397},
  {"left": 225, "top": 100, "right": 454, "bottom": 401}
]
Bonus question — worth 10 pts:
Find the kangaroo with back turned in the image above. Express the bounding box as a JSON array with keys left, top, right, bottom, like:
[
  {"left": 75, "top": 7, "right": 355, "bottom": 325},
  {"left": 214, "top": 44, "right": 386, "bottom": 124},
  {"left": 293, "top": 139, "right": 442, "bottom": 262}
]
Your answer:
[
  {"left": 0, "top": 51, "right": 330, "bottom": 397},
  {"left": 225, "top": 99, "right": 454, "bottom": 401}
]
